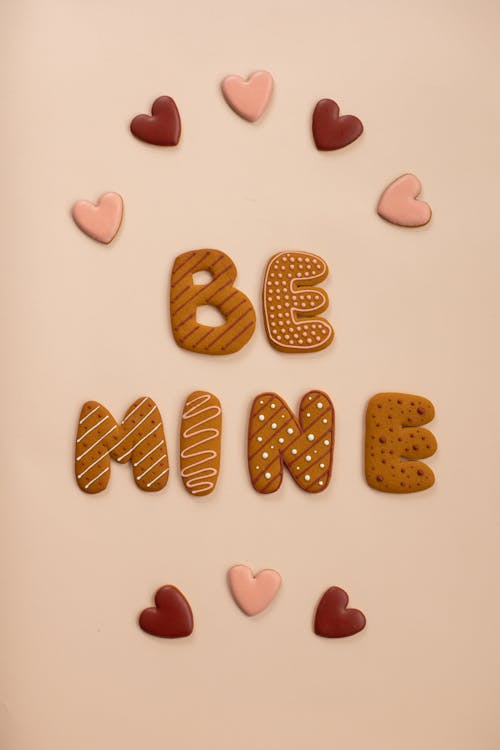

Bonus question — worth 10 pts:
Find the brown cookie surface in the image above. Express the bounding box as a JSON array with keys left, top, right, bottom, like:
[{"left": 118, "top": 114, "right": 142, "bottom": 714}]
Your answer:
[
  {"left": 262, "top": 251, "right": 334, "bottom": 353},
  {"left": 180, "top": 391, "right": 222, "bottom": 496},
  {"left": 364, "top": 393, "right": 437, "bottom": 493},
  {"left": 248, "top": 391, "right": 334, "bottom": 494},
  {"left": 75, "top": 397, "right": 169, "bottom": 493},
  {"left": 170, "top": 249, "right": 256, "bottom": 355}
]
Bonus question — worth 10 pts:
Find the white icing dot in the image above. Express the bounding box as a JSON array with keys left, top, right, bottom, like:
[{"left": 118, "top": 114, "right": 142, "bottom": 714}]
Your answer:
[
  {"left": 257, "top": 436, "right": 263, "bottom": 442},
  {"left": 317, "top": 402, "right": 323, "bottom": 409},
  {"left": 258, "top": 415, "right": 265, "bottom": 422},
  {"left": 259, "top": 400, "right": 264, "bottom": 404},
  {"left": 271, "top": 423, "right": 277, "bottom": 429},
  {"left": 322, "top": 418, "right": 328, "bottom": 424},
  {"left": 318, "top": 480, "right": 324, "bottom": 486},
  {"left": 319, "top": 463, "right": 325, "bottom": 469},
  {"left": 323, "top": 439, "right": 330, "bottom": 446},
  {"left": 270, "top": 403, "right": 276, "bottom": 409},
  {"left": 264, "top": 472, "right": 271, "bottom": 479},
  {"left": 278, "top": 437, "right": 284, "bottom": 444},
  {"left": 291, "top": 448, "right": 297, "bottom": 455},
  {"left": 306, "top": 412, "right": 311, "bottom": 417},
  {"left": 307, "top": 433, "right": 315, "bottom": 441},
  {"left": 255, "top": 465, "right": 260, "bottom": 470},
  {"left": 305, "top": 455, "right": 312, "bottom": 462},
  {"left": 287, "top": 428, "right": 294, "bottom": 435},
  {"left": 304, "top": 475, "right": 311, "bottom": 482},
  {"left": 262, "top": 452, "right": 269, "bottom": 459}
]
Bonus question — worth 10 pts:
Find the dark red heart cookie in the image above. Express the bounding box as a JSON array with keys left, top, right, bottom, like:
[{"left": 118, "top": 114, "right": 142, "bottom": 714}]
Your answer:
[
  {"left": 314, "top": 586, "right": 366, "bottom": 638},
  {"left": 139, "top": 585, "right": 193, "bottom": 638},
  {"left": 312, "top": 99, "right": 363, "bottom": 151},
  {"left": 130, "top": 96, "right": 181, "bottom": 146}
]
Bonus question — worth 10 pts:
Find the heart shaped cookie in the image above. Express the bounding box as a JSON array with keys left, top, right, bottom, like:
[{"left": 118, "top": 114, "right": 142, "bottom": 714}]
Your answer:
[
  {"left": 312, "top": 98, "right": 363, "bottom": 151},
  {"left": 314, "top": 586, "right": 366, "bottom": 638},
  {"left": 130, "top": 96, "right": 181, "bottom": 146},
  {"left": 377, "top": 173, "right": 432, "bottom": 227},
  {"left": 228, "top": 564, "right": 281, "bottom": 616},
  {"left": 139, "top": 585, "right": 193, "bottom": 638},
  {"left": 71, "top": 192, "right": 123, "bottom": 244},
  {"left": 221, "top": 71, "right": 274, "bottom": 122}
]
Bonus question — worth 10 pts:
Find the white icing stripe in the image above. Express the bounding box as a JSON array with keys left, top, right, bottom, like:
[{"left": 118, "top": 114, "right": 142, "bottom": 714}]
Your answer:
[
  {"left": 79, "top": 405, "right": 99, "bottom": 424},
  {"left": 84, "top": 467, "right": 109, "bottom": 490},
  {"left": 77, "top": 422, "right": 163, "bottom": 481},
  {"left": 110, "top": 404, "right": 158, "bottom": 453},
  {"left": 133, "top": 440, "right": 164, "bottom": 468},
  {"left": 116, "top": 423, "right": 161, "bottom": 461},
  {"left": 76, "top": 425, "right": 117, "bottom": 461},
  {"left": 77, "top": 451, "right": 111, "bottom": 480},
  {"left": 122, "top": 397, "right": 148, "bottom": 423},
  {"left": 136, "top": 454, "right": 167, "bottom": 481},
  {"left": 76, "top": 415, "right": 109, "bottom": 443},
  {"left": 146, "top": 468, "right": 169, "bottom": 488}
]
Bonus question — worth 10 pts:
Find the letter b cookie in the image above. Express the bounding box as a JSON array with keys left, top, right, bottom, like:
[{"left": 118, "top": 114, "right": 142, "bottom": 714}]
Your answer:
[{"left": 170, "top": 249, "right": 256, "bottom": 355}]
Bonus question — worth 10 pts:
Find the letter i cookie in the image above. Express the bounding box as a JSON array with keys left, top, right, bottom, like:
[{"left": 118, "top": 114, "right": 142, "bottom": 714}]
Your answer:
[
  {"left": 248, "top": 391, "right": 334, "bottom": 493},
  {"left": 262, "top": 251, "right": 334, "bottom": 352},
  {"left": 180, "top": 391, "right": 222, "bottom": 496}
]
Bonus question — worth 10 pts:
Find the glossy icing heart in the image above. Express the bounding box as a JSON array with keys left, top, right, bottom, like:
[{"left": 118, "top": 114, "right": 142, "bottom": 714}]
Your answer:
[
  {"left": 71, "top": 192, "right": 123, "bottom": 244},
  {"left": 314, "top": 586, "right": 366, "bottom": 638},
  {"left": 228, "top": 564, "right": 281, "bottom": 616},
  {"left": 221, "top": 71, "right": 274, "bottom": 122},
  {"left": 312, "top": 98, "right": 363, "bottom": 150},
  {"left": 130, "top": 96, "right": 181, "bottom": 146},
  {"left": 139, "top": 585, "right": 193, "bottom": 638},
  {"left": 377, "top": 173, "right": 432, "bottom": 227}
]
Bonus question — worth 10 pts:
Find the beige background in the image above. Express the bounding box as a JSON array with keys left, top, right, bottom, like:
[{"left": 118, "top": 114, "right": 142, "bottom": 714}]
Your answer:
[{"left": 1, "top": 0, "right": 500, "bottom": 748}]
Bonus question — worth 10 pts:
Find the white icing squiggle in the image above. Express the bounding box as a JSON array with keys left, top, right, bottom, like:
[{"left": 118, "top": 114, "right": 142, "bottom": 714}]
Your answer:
[{"left": 180, "top": 393, "right": 221, "bottom": 495}]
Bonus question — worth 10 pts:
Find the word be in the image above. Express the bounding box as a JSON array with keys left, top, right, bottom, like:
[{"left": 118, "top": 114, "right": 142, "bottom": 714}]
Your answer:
[
  {"left": 170, "top": 249, "right": 334, "bottom": 354},
  {"left": 74, "top": 392, "right": 437, "bottom": 496}
]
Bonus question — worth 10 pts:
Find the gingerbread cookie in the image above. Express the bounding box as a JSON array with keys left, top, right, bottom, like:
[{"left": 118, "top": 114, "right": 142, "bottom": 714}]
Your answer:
[
  {"left": 227, "top": 565, "right": 281, "bottom": 616},
  {"left": 221, "top": 70, "right": 274, "bottom": 122},
  {"left": 248, "top": 391, "right": 334, "bottom": 494},
  {"left": 170, "top": 249, "right": 256, "bottom": 355},
  {"left": 180, "top": 391, "right": 222, "bottom": 496},
  {"left": 314, "top": 587, "right": 366, "bottom": 638},
  {"left": 365, "top": 393, "right": 437, "bottom": 493},
  {"left": 139, "top": 585, "right": 193, "bottom": 638},
  {"left": 71, "top": 192, "right": 123, "bottom": 244},
  {"left": 130, "top": 95, "right": 181, "bottom": 146},
  {"left": 312, "top": 98, "right": 363, "bottom": 151},
  {"left": 262, "top": 251, "right": 334, "bottom": 353},
  {"left": 377, "top": 173, "right": 432, "bottom": 227},
  {"left": 75, "top": 398, "right": 169, "bottom": 494}
]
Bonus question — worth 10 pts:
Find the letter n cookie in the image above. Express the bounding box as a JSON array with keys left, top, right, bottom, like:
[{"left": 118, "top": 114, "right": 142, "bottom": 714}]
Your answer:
[
  {"left": 364, "top": 393, "right": 437, "bottom": 493},
  {"left": 262, "top": 251, "right": 334, "bottom": 352},
  {"left": 170, "top": 249, "right": 256, "bottom": 354},
  {"left": 75, "top": 397, "right": 169, "bottom": 493},
  {"left": 248, "top": 391, "right": 334, "bottom": 493}
]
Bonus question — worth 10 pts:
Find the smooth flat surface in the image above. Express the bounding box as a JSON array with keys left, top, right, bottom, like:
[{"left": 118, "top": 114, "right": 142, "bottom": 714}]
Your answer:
[{"left": 1, "top": 1, "right": 499, "bottom": 748}]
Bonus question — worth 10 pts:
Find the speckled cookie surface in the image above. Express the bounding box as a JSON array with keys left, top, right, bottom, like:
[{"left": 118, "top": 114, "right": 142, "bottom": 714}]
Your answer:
[{"left": 364, "top": 393, "right": 437, "bottom": 493}]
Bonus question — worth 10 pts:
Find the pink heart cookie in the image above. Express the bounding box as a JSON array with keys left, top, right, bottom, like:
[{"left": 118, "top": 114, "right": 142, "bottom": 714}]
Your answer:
[
  {"left": 71, "top": 192, "right": 123, "bottom": 244},
  {"left": 228, "top": 564, "right": 281, "bottom": 616},
  {"left": 377, "top": 174, "right": 431, "bottom": 227},
  {"left": 221, "top": 71, "right": 274, "bottom": 122}
]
